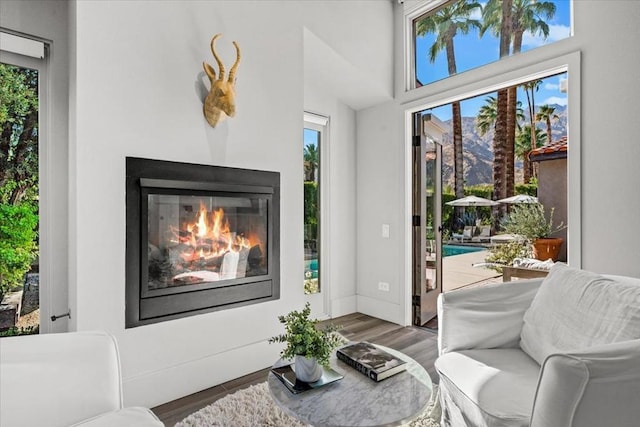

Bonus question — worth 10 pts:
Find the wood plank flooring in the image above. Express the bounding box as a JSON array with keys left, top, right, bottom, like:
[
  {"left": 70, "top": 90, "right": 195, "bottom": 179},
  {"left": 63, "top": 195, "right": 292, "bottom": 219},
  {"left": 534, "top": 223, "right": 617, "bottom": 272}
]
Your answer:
[{"left": 152, "top": 313, "right": 439, "bottom": 426}]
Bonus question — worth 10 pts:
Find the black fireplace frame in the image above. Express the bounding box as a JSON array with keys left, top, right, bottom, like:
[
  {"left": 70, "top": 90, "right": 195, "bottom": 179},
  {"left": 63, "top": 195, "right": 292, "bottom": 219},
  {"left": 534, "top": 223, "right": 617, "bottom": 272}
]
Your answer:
[{"left": 125, "top": 157, "right": 280, "bottom": 328}]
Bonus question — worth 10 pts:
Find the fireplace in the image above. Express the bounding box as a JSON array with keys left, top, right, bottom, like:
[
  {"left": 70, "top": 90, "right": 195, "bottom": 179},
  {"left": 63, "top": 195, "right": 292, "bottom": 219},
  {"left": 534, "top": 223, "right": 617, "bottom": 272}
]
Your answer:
[{"left": 126, "top": 157, "right": 280, "bottom": 328}]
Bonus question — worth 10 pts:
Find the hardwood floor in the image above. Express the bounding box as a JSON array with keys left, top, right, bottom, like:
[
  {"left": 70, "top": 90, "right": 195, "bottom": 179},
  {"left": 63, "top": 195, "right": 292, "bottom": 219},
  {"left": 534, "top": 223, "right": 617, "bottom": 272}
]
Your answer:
[{"left": 152, "top": 313, "right": 439, "bottom": 426}]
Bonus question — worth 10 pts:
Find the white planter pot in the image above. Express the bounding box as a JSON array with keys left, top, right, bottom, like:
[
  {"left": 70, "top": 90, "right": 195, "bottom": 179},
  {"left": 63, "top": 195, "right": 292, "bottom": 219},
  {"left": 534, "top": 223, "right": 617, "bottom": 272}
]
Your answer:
[{"left": 294, "top": 355, "right": 323, "bottom": 383}]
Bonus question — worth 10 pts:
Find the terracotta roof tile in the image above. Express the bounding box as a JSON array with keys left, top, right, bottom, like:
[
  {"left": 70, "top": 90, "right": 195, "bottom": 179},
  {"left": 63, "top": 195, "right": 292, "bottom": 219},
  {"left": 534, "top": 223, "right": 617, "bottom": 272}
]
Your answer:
[{"left": 529, "top": 136, "right": 567, "bottom": 161}]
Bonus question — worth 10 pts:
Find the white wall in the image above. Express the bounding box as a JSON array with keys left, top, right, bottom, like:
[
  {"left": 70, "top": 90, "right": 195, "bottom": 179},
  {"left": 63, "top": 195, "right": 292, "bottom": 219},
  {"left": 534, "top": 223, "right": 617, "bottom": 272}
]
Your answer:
[
  {"left": 355, "top": 0, "right": 640, "bottom": 326},
  {"left": 356, "top": 101, "right": 405, "bottom": 324},
  {"left": 0, "top": 0, "right": 70, "bottom": 333},
  {"left": 573, "top": 1, "right": 640, "bottom": 274},
  {"left": 304, "top": 81, "right": 359, "bottom": 318},
  {"left": 65, "top": 0, "right": 392, "bottom": 409},
  {"left": 302, "top": 1, "right": 393, "bottom": 108}
]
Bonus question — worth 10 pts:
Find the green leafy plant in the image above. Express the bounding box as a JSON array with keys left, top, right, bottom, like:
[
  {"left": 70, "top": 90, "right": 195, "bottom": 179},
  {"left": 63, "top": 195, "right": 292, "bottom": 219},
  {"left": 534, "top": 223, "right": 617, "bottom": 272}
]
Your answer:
[
  {"left": 303, "top": 182, "right": 318, "bottom": 241},
  {"left": 0, "top": 325, "right": 39, "bottom": 337},
  {"left": 0, "top": 203, "right": 38, "bottom": 302},
  {"left": 484, "top": 240, "right": 531, "bottom": 272},
  {"left": 500, "top": 203, "right": 565, "bottom": 241},
  {"left": 0, "top": 64, "right": 40, "bottom": 206},
  {"left": 269, "top": 302, "right": 344, "bottom": 367}
]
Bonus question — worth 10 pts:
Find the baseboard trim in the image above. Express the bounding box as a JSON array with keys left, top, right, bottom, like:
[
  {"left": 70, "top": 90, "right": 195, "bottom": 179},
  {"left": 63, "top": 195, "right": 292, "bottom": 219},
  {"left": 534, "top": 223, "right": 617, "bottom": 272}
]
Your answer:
[
  {"left": 330, "top": 295, "right": 357, "bottom": 318},
  {"left": 356, "top": 295, "right": 402, "bottom": 325}
]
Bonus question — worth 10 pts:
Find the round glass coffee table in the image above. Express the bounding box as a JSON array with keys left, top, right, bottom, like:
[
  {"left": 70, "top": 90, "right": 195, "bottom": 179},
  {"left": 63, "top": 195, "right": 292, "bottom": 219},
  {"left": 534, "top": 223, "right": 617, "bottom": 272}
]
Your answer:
[{"left": 268, "top": 344, "right": 432, "bottom": 427}]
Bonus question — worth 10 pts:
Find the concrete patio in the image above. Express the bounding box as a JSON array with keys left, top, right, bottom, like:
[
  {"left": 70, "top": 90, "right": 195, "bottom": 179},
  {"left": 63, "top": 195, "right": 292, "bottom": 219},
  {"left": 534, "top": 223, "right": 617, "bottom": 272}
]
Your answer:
[{"left": 442, "top": 249, "right": 501, "bottom": 292}]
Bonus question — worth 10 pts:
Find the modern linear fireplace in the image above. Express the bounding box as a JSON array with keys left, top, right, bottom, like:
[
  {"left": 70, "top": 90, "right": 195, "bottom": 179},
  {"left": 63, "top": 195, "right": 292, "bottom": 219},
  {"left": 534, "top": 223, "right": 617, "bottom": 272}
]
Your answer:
[{"left": 125, "top": 157, "right": 280, "bottom": 328}]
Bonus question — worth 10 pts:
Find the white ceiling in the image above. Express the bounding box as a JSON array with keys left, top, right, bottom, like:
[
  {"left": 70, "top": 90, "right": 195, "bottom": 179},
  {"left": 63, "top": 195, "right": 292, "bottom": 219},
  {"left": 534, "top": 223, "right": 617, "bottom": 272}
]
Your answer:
[{"left": 303, "top": 27, "right": 393, "bottom": 111}]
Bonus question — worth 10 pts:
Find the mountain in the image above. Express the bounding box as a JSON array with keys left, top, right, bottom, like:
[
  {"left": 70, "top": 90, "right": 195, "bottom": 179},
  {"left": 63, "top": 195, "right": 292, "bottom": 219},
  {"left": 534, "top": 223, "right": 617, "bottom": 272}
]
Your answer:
[{"left": 439, "top": 104, "right": 567, "bottom": 188}]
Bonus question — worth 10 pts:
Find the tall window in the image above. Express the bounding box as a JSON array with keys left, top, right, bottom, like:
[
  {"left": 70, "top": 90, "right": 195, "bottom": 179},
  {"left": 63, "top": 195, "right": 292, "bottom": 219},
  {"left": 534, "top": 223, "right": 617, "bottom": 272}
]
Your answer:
[
  {"left": 411, "top": 0, "right": 572, "bottom": 88},
  {"left": 1, "top": 33, "right": 45, "bottom": 334},
  {"left": 303, "top": 114, "right": 327, "bottom": 295}
]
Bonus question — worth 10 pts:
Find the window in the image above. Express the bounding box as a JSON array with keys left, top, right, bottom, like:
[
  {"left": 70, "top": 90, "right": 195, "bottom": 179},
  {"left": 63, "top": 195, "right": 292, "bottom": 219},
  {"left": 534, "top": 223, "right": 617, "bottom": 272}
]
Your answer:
[
  {"left": 303, "top": 113, "right": 327, "bottom": 295},
  {"left": 1, "top": 32, "right": 46, "bottom": 333},
  {"left": 410, "top": 0, "right": 572, "bottom": 89},
  {"left": 403, "top": 1, "right": 580, "bottom": 326}
]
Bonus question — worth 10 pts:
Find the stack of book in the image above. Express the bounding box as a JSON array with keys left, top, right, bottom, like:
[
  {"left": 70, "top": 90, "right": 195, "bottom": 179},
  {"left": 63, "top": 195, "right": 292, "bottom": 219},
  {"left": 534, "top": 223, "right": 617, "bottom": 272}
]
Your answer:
[{"left": 336, "top": 342, "right": 407, "bottom": 382}]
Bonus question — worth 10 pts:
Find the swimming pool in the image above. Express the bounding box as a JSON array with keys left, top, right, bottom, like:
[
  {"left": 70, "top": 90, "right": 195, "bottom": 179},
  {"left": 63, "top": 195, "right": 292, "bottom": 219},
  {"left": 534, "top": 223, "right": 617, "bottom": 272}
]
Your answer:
[{"left": 443, "top": 245, "right": 486, "bottom": 257}]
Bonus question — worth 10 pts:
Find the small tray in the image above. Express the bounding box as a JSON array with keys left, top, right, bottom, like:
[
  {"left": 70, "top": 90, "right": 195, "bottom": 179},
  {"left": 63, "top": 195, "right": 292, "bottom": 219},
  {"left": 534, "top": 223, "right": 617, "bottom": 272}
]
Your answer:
[{"left": 271, "top": 364, "right": 343, "bottom": 394}]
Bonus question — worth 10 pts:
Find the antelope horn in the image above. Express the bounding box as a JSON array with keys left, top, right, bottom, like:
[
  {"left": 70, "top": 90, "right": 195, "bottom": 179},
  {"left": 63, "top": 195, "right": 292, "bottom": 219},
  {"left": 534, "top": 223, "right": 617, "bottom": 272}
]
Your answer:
[
  {"left": 210, "top": 33, "right": 224, "bottom": 80},
  {"left": 228, "top": 40, "right": 241, "bottom": 83},
  {"left": 202, "top": 61, "right": 216, "bottom": 81}
]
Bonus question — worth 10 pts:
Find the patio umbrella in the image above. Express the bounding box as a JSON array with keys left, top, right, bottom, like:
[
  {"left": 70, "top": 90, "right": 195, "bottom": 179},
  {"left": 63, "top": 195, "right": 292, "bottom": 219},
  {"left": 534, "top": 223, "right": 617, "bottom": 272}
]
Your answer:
[
  {"left": 446, "top": 196, "right": 499, "bottom": 230},
  {"left": 446, "top": 195, "right": 499, "bottom": 207},
  {"left": 498, "top": 194, "right": 538, "bottom": 204}
]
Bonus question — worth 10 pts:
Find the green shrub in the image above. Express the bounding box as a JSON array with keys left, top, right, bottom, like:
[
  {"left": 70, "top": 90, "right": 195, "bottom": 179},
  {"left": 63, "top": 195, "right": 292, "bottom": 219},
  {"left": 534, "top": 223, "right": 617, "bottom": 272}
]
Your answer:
[
  {"left": 303, "top": 181, "right": 318, "bottom": 240},
  {"left": 0, "top": 325, "right": 39, "bottom": 337},
  {"left": 515, "top": 182, "right": 538, "bottom": 196},
  {"left": 0, "top": 203, "right": 38, "bottom": 302},
  {"left": 501, "top": 203, "right": 564, "bottom": 241},
  {"left": 484, "top": 241, "right": 531, "bottom": 272}
]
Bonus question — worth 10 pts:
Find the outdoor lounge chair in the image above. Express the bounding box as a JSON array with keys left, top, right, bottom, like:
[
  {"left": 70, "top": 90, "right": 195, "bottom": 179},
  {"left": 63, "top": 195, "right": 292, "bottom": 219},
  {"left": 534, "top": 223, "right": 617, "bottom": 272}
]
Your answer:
[
  {"left": 472, "top": 225, "right": 491, "bottom": 243},
  {"left": 452, "top": 226, "right": 473, "bottom": 243}
]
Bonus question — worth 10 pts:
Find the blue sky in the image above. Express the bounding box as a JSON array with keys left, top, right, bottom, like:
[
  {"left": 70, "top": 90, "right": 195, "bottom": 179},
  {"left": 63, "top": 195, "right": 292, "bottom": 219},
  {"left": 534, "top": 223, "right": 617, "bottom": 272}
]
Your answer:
[
  {"left": 428, "top": 72, "right": 568, "bottom": 123},
  {"left": 304, "top": 1, "right": 572, "bottom": 143},
  {"left": 303, "top": 128, "right": 318, "bottom": 148},
  {"left": 416, "top": 0, "right": 571, "bottom": 121}
]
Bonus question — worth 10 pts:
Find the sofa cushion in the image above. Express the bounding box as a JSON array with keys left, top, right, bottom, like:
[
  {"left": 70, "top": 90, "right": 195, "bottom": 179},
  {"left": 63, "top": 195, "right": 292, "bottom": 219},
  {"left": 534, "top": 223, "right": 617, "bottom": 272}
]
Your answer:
[
  {"left": 520, "top": 264, "right": 640, "bottom": 365},
  {"left": 0, "top": 331, "right": 123, "bottom": 427},
  {"left": 435, "top": 348, "right": 540, "bottom": 427}
]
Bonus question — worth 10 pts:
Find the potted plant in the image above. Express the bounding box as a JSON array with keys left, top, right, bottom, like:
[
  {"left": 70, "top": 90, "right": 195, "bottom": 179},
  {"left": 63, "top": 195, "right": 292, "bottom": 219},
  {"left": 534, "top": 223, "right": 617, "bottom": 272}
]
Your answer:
[
  {"left": 500, "top": 203, "right": 566, "bottom": 261},
  {"left": 269, "top": 302, "right": 343, "bottom": 382}
]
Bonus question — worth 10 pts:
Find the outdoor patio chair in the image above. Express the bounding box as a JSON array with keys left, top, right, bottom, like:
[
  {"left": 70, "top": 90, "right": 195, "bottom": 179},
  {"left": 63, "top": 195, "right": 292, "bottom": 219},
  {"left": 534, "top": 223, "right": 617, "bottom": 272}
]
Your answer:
[
  {"left": 472, "top": 225, "right": 491, "bottom": 243},
  {"left": 452, "top": 226, "right": 473, "bottom": 243}
]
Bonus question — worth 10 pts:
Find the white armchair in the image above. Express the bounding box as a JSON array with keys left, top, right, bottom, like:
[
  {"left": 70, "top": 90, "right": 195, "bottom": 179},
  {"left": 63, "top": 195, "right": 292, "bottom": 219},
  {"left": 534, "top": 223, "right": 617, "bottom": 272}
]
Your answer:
[
  {"left": 435, "top": 264, "right": 640, "bottom": 427},
  {"left": 0, "top": 331, "right": 163, "bottom": 427}
]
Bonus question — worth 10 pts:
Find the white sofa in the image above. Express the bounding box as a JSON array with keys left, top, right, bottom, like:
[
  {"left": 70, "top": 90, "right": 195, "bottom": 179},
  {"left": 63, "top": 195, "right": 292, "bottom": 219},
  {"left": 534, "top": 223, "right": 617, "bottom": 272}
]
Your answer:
[
  {"left": 0, "top": 330, "right": 163, "bottom": 427},
  {"left": 435, "top": 264, "right": 640, "bottom": 427}
]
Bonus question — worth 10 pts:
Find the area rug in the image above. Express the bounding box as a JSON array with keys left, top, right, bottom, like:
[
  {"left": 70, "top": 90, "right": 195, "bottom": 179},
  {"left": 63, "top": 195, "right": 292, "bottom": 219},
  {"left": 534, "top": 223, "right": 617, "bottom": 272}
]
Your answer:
[{"left": 176, "top": 381, "right": 441, "bottom": 427}]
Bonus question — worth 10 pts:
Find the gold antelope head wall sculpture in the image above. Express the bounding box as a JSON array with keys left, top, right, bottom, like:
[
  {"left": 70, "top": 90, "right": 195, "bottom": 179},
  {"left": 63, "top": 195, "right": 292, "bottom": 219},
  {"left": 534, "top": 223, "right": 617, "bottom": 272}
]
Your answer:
[{"left": 202, "top": 34, "right": 241, "bottom": 127}]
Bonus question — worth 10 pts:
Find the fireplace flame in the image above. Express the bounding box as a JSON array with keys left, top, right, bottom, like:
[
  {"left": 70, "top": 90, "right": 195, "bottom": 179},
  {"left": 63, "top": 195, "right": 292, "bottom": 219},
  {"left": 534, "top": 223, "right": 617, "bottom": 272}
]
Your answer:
[
  {"left": 172, "top": 204, "right": 256, "bottom": 264},
  {"left": 197, "top": 207, "right": 208, "bottom": 238}
]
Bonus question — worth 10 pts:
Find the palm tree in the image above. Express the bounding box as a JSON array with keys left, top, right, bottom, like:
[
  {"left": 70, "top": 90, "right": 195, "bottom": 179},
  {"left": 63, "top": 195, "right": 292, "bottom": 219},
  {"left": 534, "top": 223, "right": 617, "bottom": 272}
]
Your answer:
[
  {"left": 482, "top": 0, "right": 556, "bottom": 55},
  {"left": 482, "top": 0, "right": 555, "bottom": 203},
  {"left": 416, "top": 1, "right": 482, "bottom": 207},
  {"left": 535, "top": 104, "right": 559, "bottom": 144},
  {"left": 478, "top": 0, "right": 511, "bottom": 214},
  {"left": 476, "top": 96, "right": 524, "bottom": 182},
  {"left": 476, "top": 96, "right": 499, "bottom": 137},
  {"left": 521, "top": 79, "right": 542, "bottom": 182},
  {"left": 476, "top": 96, "right": 524, "bottom": 136},
  {"left": 303, "top": 144, "right": 318, "bottom": 182},
  {"left": 515, "top": 124, "right": 545, "bottom": 182}
]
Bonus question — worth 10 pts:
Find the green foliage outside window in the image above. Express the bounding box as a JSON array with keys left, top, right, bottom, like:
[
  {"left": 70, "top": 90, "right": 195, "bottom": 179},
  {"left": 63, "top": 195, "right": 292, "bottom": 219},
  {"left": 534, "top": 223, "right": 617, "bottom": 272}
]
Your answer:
[
  {"left": 0, "top": 203, "right": 38, "bottom": 302},
  {"left": 442, "top": 183, "right": 538, "bottom": 232},
  {"left": 303, "top": 181, "right": 318, "bottom": 241},
  {"left": 0, "top": 325, "right": 39, "bottom": 337},
  {"left": 0, "top": 64, "right": 39, "bottom": 206},
  {"left": 484, "top": 240, "right": 531, "bottom": 272},
  {"left": 501, "top": 203, "right": 565, "bottom": 241},
  {"left": 0, "top": 64, "right": 40, "bottom": 304}
]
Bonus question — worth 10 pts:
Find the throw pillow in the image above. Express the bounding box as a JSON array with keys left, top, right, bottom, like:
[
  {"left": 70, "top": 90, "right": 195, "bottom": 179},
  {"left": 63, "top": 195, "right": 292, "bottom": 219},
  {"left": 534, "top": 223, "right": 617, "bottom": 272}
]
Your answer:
[{"left": 520, "top": 263, "right": 640, "bottom": 365}]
